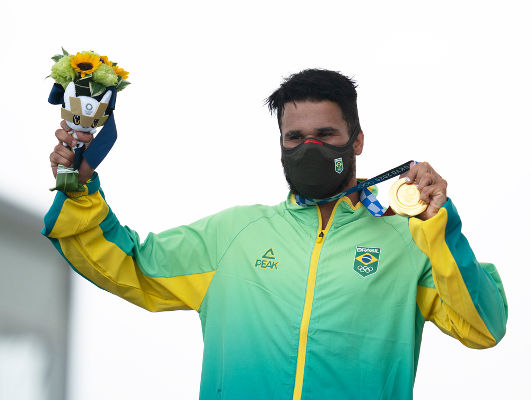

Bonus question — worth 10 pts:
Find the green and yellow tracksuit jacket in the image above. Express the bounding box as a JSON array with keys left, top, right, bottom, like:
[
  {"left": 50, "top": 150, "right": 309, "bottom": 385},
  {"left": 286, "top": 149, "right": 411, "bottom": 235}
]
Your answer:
[{"left": 42, "top": 174, "right": 507, "bottom": 400}]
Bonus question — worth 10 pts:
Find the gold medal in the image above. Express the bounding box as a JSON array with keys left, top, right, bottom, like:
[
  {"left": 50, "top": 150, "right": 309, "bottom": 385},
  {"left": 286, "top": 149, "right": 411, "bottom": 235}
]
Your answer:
[{"left": 388, "top": 178, "right": 427, "bottom": 217}]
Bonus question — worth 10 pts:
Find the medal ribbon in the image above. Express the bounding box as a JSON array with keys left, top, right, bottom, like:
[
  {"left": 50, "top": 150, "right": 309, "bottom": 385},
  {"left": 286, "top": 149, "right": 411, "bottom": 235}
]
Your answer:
[{"left": 294, "top": 160, "right": 413, "bottom": 216}]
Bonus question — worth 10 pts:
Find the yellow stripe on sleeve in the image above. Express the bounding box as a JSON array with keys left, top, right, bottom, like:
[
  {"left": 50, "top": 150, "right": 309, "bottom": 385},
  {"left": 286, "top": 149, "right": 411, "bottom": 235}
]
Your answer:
[
  {"left": 59, "top": 225, "right": 215, "bottom": 311},
  {"left": 411, "top": 209, "right": 496, "bottom": 349},
  {"left": 48, "top": 191, "right": 110, "bottom": 238},
  {"left": 50, "top": 191, "right": 215, "bottom": 312}
]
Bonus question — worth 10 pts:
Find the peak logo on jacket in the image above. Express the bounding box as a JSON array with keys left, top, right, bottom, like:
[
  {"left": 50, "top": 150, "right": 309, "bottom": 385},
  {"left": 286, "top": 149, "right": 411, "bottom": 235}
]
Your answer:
[
  {"left": 354, "top": 246, "right": 381, "bottom": 277},
  {"left": 255, "top": 248, "right": 279, "bottom": 270}
]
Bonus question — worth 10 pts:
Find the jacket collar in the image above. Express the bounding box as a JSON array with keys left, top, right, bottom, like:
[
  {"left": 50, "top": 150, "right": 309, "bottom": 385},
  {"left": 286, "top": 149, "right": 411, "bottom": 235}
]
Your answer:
[{"left": 283, "top": 181, "right": 380, "bottom": 229}]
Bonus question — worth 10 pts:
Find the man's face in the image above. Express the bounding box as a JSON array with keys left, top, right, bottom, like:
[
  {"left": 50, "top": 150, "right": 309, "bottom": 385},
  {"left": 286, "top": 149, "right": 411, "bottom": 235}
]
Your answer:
[
  {"left": 281, "top": 100, "right": 351, "bottom": 148},
  {"left": 280, "top": 100, "right": 364, "bottom": 197}
]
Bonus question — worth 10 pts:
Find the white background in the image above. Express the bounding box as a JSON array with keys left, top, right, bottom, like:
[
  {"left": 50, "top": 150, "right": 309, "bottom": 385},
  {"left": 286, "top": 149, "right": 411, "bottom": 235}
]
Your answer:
[{"left": 1, "top": 0, "right": 530, "bottom": 398}]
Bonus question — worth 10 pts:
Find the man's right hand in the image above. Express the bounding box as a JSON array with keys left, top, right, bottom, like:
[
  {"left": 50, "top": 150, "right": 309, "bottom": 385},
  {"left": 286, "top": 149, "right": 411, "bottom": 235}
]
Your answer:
[{"left": 50, "top": 120, "right": 95, "bottom": 184}]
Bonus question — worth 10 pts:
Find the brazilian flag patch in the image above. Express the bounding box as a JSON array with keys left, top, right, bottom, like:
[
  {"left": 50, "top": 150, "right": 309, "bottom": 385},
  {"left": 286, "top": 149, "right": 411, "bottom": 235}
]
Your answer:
[
  {"left": 353, "top": 246, "right": 381, "bottom": 277},
  {"left": 334, "top": 157, "right": 344, "bottom": 174}
]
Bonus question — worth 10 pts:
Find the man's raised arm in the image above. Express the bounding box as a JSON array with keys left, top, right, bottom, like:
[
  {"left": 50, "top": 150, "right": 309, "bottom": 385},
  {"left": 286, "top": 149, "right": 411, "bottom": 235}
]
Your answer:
[
  {"left": 44, "top": 123, "right": 218, "bottom": 312},
  {"left": 405, "top": 162, "right": 507, "bottom": 348}
]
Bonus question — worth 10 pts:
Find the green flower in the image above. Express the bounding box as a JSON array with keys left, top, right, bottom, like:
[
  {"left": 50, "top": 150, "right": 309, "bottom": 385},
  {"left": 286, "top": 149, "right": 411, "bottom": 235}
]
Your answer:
[
  {"left": 92, "top": 63, "right": 118, "bottom": 87},
  {"left": 51, "top": 55, "right": 76, "bottom": 89}
]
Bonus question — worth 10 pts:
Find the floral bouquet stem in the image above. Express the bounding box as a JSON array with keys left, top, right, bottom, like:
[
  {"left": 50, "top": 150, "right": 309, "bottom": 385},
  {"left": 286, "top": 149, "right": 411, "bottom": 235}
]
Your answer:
[{"left": 53, "top": 165, "right": 85, "bottom": 193}]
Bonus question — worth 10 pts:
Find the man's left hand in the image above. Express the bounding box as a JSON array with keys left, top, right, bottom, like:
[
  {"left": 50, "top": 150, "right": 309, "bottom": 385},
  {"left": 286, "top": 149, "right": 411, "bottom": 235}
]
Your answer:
[{"left": 403, "top": 161, "right": 447, "bottom": 221}]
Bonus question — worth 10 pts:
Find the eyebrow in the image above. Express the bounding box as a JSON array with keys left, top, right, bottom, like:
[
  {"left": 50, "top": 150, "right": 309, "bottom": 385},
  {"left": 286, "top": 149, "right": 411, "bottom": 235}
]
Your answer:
[
  {"left": 284, "top": 130, "right": 302, "bottom": 137},
  {"left": 316, "top": 127, "right": 339, "bottom": 133},
  {"left": 284, "top": 127, "right": 340, "bottom": 138}
]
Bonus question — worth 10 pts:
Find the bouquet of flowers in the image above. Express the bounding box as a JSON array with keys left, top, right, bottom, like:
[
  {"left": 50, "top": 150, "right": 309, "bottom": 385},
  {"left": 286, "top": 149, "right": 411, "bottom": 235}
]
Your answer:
[
  {"left": 50, "top": 47, "right": 130, "bottom": 95},
  {"left": 48, "top": 48, "right": 130, "bottom": 192}
]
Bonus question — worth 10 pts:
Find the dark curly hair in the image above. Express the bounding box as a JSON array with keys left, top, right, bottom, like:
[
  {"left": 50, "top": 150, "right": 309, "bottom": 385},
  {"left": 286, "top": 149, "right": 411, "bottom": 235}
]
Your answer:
[{"left": 266, "top": 69, "right": 361, "bottom": 138}]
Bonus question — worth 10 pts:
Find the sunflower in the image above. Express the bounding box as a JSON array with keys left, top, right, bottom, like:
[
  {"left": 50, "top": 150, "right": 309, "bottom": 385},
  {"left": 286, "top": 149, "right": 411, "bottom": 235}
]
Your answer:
[
  {"left": 100, "top": 55, "right": 113, "bottom": 67},
  {"left": 113, "top": 65, "right": 129, "bottom": 80},
  {"left": 70, "top": 52, "right": 102, "bottom": 78}
]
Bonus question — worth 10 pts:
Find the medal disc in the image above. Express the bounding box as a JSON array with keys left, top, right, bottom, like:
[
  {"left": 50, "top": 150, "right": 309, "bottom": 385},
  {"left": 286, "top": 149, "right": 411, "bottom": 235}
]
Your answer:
[{"left": 388, "top": 178, "right": 427, "bottom": 217}]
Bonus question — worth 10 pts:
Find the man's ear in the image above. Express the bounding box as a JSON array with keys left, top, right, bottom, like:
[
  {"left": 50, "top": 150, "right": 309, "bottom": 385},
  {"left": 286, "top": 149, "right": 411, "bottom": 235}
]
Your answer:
[{"left": 354, "top": 130, "right": 364, "bottom": 155}]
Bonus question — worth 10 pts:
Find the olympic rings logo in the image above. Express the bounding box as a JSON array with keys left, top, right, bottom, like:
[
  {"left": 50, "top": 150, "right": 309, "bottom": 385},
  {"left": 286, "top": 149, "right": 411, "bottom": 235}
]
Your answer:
[{"left": 357, "top": 265, "right": 374, "bottom": 273}]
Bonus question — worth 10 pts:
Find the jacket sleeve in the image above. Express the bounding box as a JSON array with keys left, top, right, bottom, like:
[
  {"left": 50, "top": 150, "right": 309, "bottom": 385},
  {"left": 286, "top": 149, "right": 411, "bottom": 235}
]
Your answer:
[
  {"left": 42, "top": 174, "right": 219, "bottom": 312},
  {"left": 410, "top": 198, "right": 508, "bottom": 349}
]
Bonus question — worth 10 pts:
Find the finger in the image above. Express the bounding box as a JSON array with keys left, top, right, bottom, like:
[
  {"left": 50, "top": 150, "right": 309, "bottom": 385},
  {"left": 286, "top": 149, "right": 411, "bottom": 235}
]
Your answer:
[
  {"left": 51, "top": 148, "right": 74, "bottom": 167},
  {"left": 417, "top": 193, "right": 443, "bottom": 220},
  {"left": 406, "top": 162, "right": 434, "bottom": 186},
  {"left": 51, "top": 144, "right": 75, "bottom": 167},
  {"left": 50, "top": 150, "right": 74, "bottom": 168},
  {"left": 58, "top": 121, "right": 94, "bottom": 147},
  {"left": 54, "top": 142, "right": 75, "bottom": 158},
  {"left": 416, "top": 174, "right": 435, "bottom": 191},
  {"left": 49, "top": 151, "right": 58, "bottom": 167},
  {"left": 60, "top": 120, "right": 72, "bottom": 132},
  {"left": 405, "top": 162, "right": 426, "bottom": 184},
  {"left": 403, "top": 162, "right": 417, "bottom": 182},
  {"left": 419, "top": 184, "right": 437, "bottom": 203},
  {"left": 399, "top": 161, "right": 416, "bottom": 179},
  {"left": 417, "top": 204, "right": 438, "bottom": 221},
  {"left": 55, "top": 128, "right": 77, "bottom": 147},
  {"left": 73, "top": 131, "right": 94, "bottom": 146}
]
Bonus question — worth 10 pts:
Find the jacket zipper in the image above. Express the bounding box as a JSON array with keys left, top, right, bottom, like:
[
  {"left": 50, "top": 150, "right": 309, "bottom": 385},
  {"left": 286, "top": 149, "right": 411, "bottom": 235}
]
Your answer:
[{"left": 292, "top": 203, "right": 341, "bottom": 400}]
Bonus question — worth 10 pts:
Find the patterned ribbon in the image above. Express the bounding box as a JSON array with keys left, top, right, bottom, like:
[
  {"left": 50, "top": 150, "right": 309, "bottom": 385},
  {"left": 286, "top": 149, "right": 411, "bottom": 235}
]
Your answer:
[{"left": 295, "top": 160, "right": 413, "bottom": 216}]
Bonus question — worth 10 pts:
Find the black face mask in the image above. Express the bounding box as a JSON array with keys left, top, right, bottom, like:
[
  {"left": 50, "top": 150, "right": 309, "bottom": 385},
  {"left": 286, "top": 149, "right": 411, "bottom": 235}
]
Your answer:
[{"left": 281, "top": 133, "right": 357, "bottom": 199}]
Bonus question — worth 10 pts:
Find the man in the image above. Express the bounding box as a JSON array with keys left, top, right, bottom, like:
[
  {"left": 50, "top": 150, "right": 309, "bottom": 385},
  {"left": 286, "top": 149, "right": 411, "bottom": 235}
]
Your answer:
[{"left": 45, "top": 69, "right": 507, "bottom": 399}]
